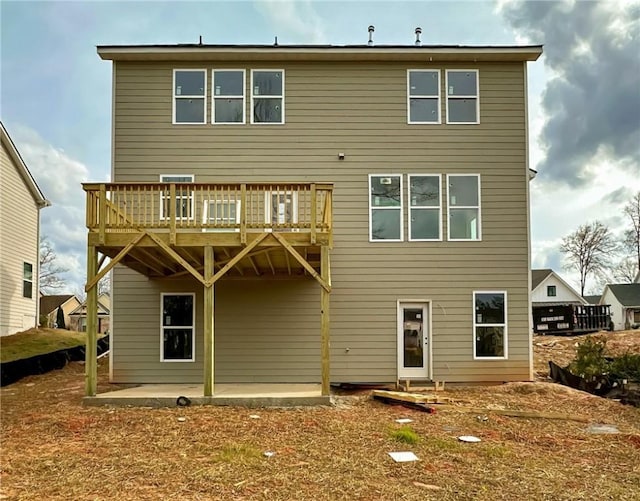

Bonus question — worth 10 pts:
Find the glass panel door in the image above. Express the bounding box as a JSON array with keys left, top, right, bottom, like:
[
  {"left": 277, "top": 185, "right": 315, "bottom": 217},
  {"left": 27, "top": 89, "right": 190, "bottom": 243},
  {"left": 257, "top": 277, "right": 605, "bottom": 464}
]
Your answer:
[{"left": 397, "top": 303, "right": 429, "bottom": 379}]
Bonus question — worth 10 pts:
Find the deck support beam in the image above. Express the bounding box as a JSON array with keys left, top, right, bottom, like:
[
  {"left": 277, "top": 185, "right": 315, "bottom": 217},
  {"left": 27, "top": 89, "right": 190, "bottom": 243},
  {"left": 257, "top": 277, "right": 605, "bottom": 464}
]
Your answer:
[
  {"left": 320, "top": 246, "right": 331, "bottom": 396},
  {"left": 85, "top": 244, "right": 98, "bottom": 396},
  {"left": 203, "top": 246, "right": 215, "bottom": 397}
]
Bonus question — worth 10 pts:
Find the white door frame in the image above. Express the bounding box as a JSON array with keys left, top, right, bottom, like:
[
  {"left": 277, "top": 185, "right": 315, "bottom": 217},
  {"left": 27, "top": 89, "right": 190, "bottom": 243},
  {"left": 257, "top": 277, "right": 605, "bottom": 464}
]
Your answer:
[{"left": 397, "top": 300, "right": 432, "bottom": 380}]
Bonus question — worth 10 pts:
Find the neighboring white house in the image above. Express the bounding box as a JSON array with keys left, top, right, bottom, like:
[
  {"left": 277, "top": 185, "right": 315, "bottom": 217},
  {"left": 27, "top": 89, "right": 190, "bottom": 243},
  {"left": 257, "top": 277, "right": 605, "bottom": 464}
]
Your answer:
[
  {"left": 0, "top": 121, "right": 50, "bottom": 336},
  {"left": 531, "top": 269, "right": 586, "bottom": 307},
  {"left": 634, "top": 270, "right": 640, "bottom": 284},
  {"left": 600, "top": 284, "right": 640, "bottom": 331}
]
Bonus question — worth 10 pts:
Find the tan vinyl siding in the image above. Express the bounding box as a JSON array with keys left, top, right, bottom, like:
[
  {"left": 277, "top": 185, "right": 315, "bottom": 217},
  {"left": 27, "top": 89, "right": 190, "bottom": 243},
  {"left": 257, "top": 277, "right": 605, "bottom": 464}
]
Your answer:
[
  {"left": 111, "top": 59, "right": 531, "bottom": 383},
  {"left": 0, "top": 141, "right": 39, "bottom": 336}
]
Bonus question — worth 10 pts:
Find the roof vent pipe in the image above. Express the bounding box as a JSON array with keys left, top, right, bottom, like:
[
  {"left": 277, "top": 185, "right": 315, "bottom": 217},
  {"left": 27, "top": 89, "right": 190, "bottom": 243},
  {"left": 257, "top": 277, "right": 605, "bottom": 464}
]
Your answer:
[
  {"left": 368, "top": 25, "right": 375, "bottom": 46},
  {"left": 415, "top": 27, "right": 422, "bottom": 46}
]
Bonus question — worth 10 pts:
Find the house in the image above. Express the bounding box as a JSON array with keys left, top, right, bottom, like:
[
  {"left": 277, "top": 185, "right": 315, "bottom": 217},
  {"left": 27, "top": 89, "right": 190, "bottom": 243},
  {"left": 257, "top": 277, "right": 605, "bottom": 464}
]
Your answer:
[
  {"left": 634, "top": 270, "right": 640, "bottom": 284},
  {"left": 69, "top": 293, "right": 110, "bottom": 334},
  {"left": 583, "top": 295, "right": 601, "bottom": 305},
  {"left": 531, "top": 269, "right": 586, "bottom": 307},
  {"left": 39, "top": 294, "right": 81, "bottom": 329},
  {"left": 81, "top": 37, "right": 543, "bottom": 397},
  {"left": 0, "top": 122, "right": 50, "bottom": 336},
  {"left": 600, "top": 284, "right": 640, "bottom": 331}
]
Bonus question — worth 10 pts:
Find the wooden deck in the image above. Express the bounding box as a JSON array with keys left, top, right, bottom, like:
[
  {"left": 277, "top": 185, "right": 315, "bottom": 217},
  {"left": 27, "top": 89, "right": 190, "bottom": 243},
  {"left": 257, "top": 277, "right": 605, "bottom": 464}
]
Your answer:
[{"left": 82, "top": 182, "right": 333, "bottom": 398}]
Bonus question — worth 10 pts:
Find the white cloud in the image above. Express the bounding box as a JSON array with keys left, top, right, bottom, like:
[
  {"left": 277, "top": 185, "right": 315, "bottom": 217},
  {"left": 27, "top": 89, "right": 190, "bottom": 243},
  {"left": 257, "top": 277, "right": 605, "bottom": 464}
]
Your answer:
[
  {"left": 12, "top": 125, "right": 89, "bottom": 294},
  {"left": 255, "top": 0, "right": 327, "bottom": 43}
]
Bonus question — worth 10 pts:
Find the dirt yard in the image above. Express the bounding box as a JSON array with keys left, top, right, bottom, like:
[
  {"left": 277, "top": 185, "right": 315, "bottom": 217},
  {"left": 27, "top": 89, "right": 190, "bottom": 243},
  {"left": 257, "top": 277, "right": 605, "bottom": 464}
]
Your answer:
[{"left": 1, "top": 331, "right": 639, "bottom": 500}]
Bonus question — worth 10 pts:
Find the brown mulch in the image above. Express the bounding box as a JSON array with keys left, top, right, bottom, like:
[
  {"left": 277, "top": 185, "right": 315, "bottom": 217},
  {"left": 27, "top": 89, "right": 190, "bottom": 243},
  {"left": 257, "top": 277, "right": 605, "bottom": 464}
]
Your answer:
[{"left": 1, "top": 335, "right": 639, "bottom": 501}]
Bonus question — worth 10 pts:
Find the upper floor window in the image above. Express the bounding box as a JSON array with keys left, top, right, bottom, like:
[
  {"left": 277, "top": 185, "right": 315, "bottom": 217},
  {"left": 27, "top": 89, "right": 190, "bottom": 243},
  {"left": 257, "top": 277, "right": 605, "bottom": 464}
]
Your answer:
[
  {"left": 212, "top": 70, "right": 245, "bottom": 124},
  {"left": 473, "top": 291, "right": 507, "bottom": 359},
  {"left": 547, "top": 285, "right": 557, "bottom": 297},
  {"left": 160, "top": 174, "right": 195, "bottom": 220},
  {"left": 173, "top": 70, "right": 206, "bottom": 124},
  {"left": 447, "top": 174, "right": 481, "bottom": 241},
  {"left": 251, "top": 70, "right": 284, "bottom": 124},
  {"left": 369, "top": 174, "right": 403, "bottom": 242},
  {"left": 408, "top": 174, "right": 441, "bottom": 241},
  {"left": 446, "top": 70, "right": 479, "bottom": 124},
  {"left": 407, "top": 70, "right": 440, "bottom": 124},
  {"left": 23, "top": 262, "right": 33, "bottom": 298}
]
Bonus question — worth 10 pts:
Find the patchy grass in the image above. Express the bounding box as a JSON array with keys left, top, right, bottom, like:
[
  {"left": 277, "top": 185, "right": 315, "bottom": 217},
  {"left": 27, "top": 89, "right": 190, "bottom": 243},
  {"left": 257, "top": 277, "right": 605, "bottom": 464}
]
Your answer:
[
  {"left": 0, "top": 338, "right": 639, "bottom": 500},
  {"left": 389, "top": 426, "right": 420, "bottom": 444},
  {"left": 0, "top": 328, "right": 88, "bottom": 363}
]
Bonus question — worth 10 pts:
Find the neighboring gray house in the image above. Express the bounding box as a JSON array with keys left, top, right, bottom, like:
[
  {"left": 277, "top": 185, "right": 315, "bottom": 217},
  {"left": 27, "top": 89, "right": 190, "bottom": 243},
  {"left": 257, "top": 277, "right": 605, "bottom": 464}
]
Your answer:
[
  {"left": 531, "top": 269, "right": 586, "bottom": 307},
  {"left": 600, "top": 284, "right": 640, "bottom": 331},
  {"left": 0, "top": 122, "right": 49, "bottom": 336},
  {"left": 81, "top": 40, "right": 543, "bottom": 397}
]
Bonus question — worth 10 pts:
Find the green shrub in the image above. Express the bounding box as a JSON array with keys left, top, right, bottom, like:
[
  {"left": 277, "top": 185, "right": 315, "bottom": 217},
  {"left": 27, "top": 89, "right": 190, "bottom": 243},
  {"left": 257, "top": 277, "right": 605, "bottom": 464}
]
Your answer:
[
  {"left": 609, "top": 352, "right": 640, "bottom": 382},
  {"left": 569, "top": 336, "right": 609, "bottom": 379},
  {"left": 390, "top": 426, "right": 420, "bottom": 444}
]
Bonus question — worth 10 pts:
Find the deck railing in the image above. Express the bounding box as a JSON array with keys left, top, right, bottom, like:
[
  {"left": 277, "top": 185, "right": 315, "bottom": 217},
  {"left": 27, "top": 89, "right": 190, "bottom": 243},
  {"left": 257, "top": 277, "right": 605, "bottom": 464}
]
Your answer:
[{"left": 84, "top": 182, "right": 333, "bottom": 242}]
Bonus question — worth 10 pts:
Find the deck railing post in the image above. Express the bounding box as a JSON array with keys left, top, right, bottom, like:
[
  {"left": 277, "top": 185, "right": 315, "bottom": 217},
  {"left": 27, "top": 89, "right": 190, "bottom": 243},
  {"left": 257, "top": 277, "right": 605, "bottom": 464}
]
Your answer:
[
  {"left": 99, "top": 184, "right": 106, "bottom": 245},
  {"left": 169, "top": 183, "right": 176, "bottom": 245},
  {"left": 310, "top": 183, "right": 317, "bottom": 244},
  {"left": 240, "top": 184, "right": 247, "bottom": 245}
]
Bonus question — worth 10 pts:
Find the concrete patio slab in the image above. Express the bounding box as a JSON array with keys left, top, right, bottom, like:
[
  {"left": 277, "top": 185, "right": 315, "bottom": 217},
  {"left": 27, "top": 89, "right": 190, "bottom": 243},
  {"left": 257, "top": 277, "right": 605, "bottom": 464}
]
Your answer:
[{"left": 83, "top": 383, "right": 331, "bottom": 408}]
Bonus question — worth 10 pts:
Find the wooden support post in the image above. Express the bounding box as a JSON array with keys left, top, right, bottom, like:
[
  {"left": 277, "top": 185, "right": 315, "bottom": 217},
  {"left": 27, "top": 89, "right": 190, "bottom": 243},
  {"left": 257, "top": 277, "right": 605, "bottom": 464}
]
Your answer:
[
  {"left": 320, "top": 246, "right": 331, "bottom": 396},
  {"left": 310, "top": 183, "right": 317, "bottom": 244},
  {"left": 85, "top": 244, "right": 98, "bottom": 396},
  {"left": 203, "top": 246, "right": 215, "bottom": 397}
]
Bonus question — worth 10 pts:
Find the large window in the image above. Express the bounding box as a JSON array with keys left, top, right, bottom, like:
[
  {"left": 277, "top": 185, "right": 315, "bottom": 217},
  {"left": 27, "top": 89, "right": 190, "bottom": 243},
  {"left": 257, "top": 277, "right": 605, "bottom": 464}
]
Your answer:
[
  {"left": 408, "top": 175, "right": 441, "bottom": 241},
  {"left": 251, "top": 70, "right": 284, "bottom": 124},
  {"left": 161, "top": 293, "right": 195, "bottom": 362},
  {"left": 23, "top": 262, "right": 33, "bottom": 298},
  {"left": 160, "top": 174, "right": 195, "bottom": 221},
  {"left": 446, "top": 70, "right": 479, "bottom": 124},
  {"left": 212, "top": 69, "right": 245, "bottom": 124},
  {"left": 473, "top": 291, "right": 507, "bottom": 359},
  {"left": 369, "top": 174, "right": 403, "bottom": 242},
  {"left": 173, "top": 70, "right": 206, "bottom": 124},
  {"left": 447, "top": 174, "right": 481, "bottom": 241},
  {"left": 407, "top": 70, "right": 440, "bottom": 124},
  {"left": 202, "top": 199, "right": 241, "bottom": 232}
]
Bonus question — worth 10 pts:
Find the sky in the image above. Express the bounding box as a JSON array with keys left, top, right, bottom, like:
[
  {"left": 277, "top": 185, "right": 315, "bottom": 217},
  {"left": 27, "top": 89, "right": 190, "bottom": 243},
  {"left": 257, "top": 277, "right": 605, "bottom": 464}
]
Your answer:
[{"left": 1, "top": 0, "right": 639, "bottom": 296}]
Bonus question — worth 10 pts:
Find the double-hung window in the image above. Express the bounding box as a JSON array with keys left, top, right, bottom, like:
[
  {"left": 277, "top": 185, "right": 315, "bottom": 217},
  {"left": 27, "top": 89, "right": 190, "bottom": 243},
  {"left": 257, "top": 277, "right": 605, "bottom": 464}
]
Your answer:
[
  {"left": 251, "top": 70, "right": 284, "bottom": 124},
  {"left": 23, "top": 262, "right": 33, "bottom": 298},
  {"left": 212, "top": 70, "right": 245, "bottom": 124},
  {"left": 173, "top": 70, "right": 206, "bottom": 124},
  {"left": 266, "top": 191, "right": 298, "bottom": 227},
  {"left": 202, "top": 199, "right": 241, "bottom": 232},
  {"left": 447, "top": 174, "right": 481, "bottom": 241},
  {"left": 473, "top": 291, "right": 507, "bottom": 359},
  {"left": 160, "top": 174, "right": 195, "bottom": 221},
  {"left": 369, "top": 174, "right": 403, "bottom": 242},
  {"left": 446, "top": 70, "right": 479, "bottom": 124},
  {"left": 161, "top": 293, "right": 195, "bottom": 362},
  {"left": 407, "top": 70, "right": 440, "bottom": 124},
  {"left": 408, "top": 175, "right": 441, "bottom": 241}
]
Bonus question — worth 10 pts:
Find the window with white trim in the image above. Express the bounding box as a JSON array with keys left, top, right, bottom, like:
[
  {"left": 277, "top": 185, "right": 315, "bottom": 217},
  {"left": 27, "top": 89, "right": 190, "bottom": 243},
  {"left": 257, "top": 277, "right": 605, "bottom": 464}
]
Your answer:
[
  {"left": 473, "top": 291, "right": 507, "bottom": 359},
  {"left": 447, "top": 174, "right": 481, "bottom": 241},
  {"left": 161, "top": 293, "right": 195, "bottom": 362},
  {"left": 173, "top": 70, "right": 206, "bottom": 124},
  {"left": 23, "top": 262, "right": 33, "bottom": 298},
  {"left": 160, "top": 175, "right": 195, "bottom": 221},
  {"left": 251, "top": 70, "right": 284, "bottom": 124},
  {"left": 446, "top": 70, "right": 479, "bottom": 124},
  {"left": 408, "top": 175, "right": 441, "bottom": 241},
  {"left": 265, "top": 191, "right": 298, "bottom": 226},
  {"left": 407, "top": 70, "right": 440, "bottom": 124},
  {"left": 212, "top": 70, "right": 245, "bottom": 124},
  {"left": 369, "top": 174, "right": 403, "bottom": 242},
  {"left": 202, "top": 199, "right": 241, "bottom": 232}
]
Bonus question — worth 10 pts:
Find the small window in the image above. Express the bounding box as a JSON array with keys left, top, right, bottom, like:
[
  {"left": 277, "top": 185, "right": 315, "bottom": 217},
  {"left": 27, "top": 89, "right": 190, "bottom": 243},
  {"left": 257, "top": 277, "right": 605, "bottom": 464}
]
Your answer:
[
  {"left": 547, "top": 285, "right": 557, "bottom": 297},
  {"left": 251, "top": 70, "right": 284, "bottom": 124},
  {"left": 212, "top": 70, "right": 245, "bottom": 124},
  {"left": 266, "top": 191, "right": 298, "bottom": 226},
  {"left": 407, "top": 70, "right": 440, "bottom": 124},
  {"left": 160, "top": 175, "right": 195, "bottom": 221},
  {"left": 23, "top": 262, "right": 33, "bottom": 298},
  {"left": 161, "top": 293, "right": 195, "bottom": 362},
  {"left": 369, "top": 174, "right": 403, "bottom": 242},
  {"left": 474, "top": 291, "right": 507, "bottom": 359},
  {"left": 202, "top": 199, "right": 241, "bottom": 232},
  {"left": 408, "top": 175, "right": 441, "bottom": 241},
  {"left": 446, "top": 70, "right": 479, "bottom": 124},
  {"left": 173, "top": 70, "right": 206, "bottom": 124},
  {"left": 447, "top": 174, "right": 481, "bottom": 241}
]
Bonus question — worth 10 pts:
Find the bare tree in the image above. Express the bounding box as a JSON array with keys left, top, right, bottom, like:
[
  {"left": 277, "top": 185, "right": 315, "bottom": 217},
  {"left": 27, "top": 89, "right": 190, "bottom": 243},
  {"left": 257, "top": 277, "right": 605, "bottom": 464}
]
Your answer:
[
  {"left": 560, "top": 221, "right": 617, "bottom": 296},
  {"left": 612, "top": 256, "right": 639, "bottom": 284},
  {"left": 39, "top": 236, "right": 68, "bottom": 293},
  {"left": 98, "top": 273, "right": 111, "bottom": 296},
  {"left": 623, "top": 191, "right": 640, "bottom": 270}
]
